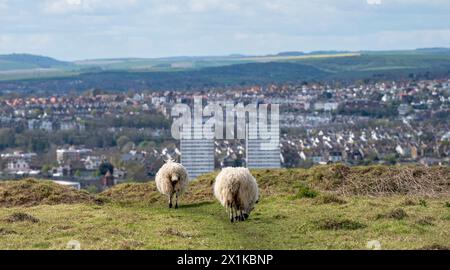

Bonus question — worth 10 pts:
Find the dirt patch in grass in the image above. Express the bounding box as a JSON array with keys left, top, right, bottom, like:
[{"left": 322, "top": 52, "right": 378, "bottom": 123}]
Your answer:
[
  {"left": 314, "top": 194, "right": 347, "bottom": 205},
  {"left": 401, "top": 199, "right": 418, "bottom": 206},
  {"left": 416, "top": 217, "right": 435, "bottom": 226},
  {"left": 377, "top": 208, "right": 408, "bottom": 220},
  {"left": 5, "top": 212, "right": 39, "bottom": 223},
  {"left": 272, "top": 214, "right": 288, "bottom": 219},
  {"left": 0, "top": 228, "right": 17, "bottom": 235},
  {"left": 159, "top": 228, "right": 195, "bottom": 238},
  {"left": 0, "top": 179, "right": 103, "bottom": 207},
  {"left": 120, "top": 239, "right": 145, "bottom": 250},
  {"left": 315, "top": 218, "right": 366, "bottom": 230}
]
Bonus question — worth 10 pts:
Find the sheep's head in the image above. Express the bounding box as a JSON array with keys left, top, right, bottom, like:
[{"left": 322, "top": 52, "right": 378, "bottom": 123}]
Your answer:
[{"left": 243, "top": 195, "right": 259, "bottom": 220}]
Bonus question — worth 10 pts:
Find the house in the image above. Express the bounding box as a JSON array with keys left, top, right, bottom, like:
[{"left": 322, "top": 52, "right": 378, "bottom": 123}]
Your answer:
[
  {"left": 28, "top": 119, "right": 53, "bottom": 132},
  {"left": 1, "top": 151, "right": 37, "bottom": 161},
  {"left": 113, "top": 168, "right": 127, "bottom": 179},
  {"left": 311, "top": 152, "right": 325, "bottom": 164},
  {"left": 40, "top": 120, "right": 53, "bottom": 132},
  {"left": 121, "top": 150, "right": 146, "bottom": 162},
  {"left": 328, "top": 151, "right": 343, "bottom": 163},
  {"left": 6, "top": 159, "right": 30, "bottom": 173},
  {"left": 60, "top": 121, "right": 77, "bottom": 131},
  {"left": 28, "top": 119, "right": 39, "bottom": 130},
  {"left": 314, "top": 102, "right": 339, "bottom": 111},
  {"left": 398, "top": 104, "right": 412, "bottom": 116},
  {"left": 84, "top": 156, "right": 102, "bottom": 171},
  {"left": 57, "top": 147, "right": 93, "bottom": 164},
  {"left": 52, "top": 164, "right": 72, "bottom": 177},
  {"left": 396, "top": 145, "right": 412, "bottom": 157}
]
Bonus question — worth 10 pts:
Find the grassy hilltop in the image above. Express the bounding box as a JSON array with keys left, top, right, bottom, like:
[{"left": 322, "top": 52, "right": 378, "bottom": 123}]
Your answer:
[{"left": 0, "top": 165, "right": 449, "bottom": 250}]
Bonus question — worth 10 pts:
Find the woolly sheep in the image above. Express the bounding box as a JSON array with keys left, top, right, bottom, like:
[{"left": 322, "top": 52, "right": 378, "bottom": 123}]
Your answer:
[
  {"left": 214, "top": 167, "right": 259, "bottom": 222},
  {"left": 155, "top": 159, "right": 189, "bottom": 209}
]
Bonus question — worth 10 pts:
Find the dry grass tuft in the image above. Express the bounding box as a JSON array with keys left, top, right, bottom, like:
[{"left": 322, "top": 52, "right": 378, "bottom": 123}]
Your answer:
[
  {"left": 315, "top": 218, "right": 366, "bottom": 230},
  {"left": 377, "top": 208, "right": 408, "bottom": 220},
  {"left": 0, "top": 179, "right": 102, "bottom": 207},
  {"left": 5, "top": 212, "right": 39, "bottom": 223},
  {"left": 314, "top": 194, "right": 347, "bottom": 205},
  {"left": 308, "top": 165, "right": 449, "bottom": 197},
  {"left": 0, "top": 228, "right": 17, "bottom": 235}
]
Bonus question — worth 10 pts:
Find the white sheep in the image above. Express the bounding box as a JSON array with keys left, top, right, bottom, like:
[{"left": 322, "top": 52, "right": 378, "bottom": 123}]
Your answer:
[
  {"left": 155, "top": 159, "right": 189, "bottom": 209},
  {"left": 214, "top": 167, "right": 259, "bottom": 222}
]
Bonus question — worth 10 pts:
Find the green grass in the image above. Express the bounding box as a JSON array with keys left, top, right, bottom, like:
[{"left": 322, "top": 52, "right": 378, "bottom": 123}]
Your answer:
[
  {"left": 0, "top": 165, "right": 448, "bottom": 250},
  {"left": 0, "top": 196, "right": 448, "bottom": 250}
]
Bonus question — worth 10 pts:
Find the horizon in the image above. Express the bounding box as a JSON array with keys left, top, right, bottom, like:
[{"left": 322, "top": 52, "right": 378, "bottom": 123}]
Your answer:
[
  {"left": 2, "top": 47, "right": 450, "bottom": 62},
  {"left": 1, "top": 0, "right": 450, "bottom": 61}
]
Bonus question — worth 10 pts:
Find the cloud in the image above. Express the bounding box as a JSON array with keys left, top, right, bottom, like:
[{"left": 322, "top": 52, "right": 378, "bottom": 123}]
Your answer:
[
  {"left": 0, "top": 0, "right": 9, "bottom": 12},
  {"left": 43, "top": 0, "right": 138, "bottom": 14},
  {"left": 1, "top": 0, "right": 450, "bottom": 59},
  {"left": 367, "top": 0, "right": 382, "bottom": 5},
  {"left": 0, "top": 34, "right": 52, "bottom": 54},
  {"left": 188, "top": 0, "right": 240, "bottom": 12}
]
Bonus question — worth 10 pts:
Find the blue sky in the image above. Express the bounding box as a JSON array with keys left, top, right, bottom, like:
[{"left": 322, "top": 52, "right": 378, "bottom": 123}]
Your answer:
[{"left": 0, "top": 0, "right": 449, "bottom": 60}]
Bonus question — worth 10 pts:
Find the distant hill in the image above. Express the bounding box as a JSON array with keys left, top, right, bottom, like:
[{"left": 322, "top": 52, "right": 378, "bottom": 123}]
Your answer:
[
  {"left": 415, "top": 48, "right": 450, "bottom": 55},
  {"left": 1, "top": 48, "right": 450, "bottom": 92},
  {"left": 309, "top": 50, "right": 352, "bottom": 55},
  {"left": 0, "top": 54, "right": 71, "bottom": 70},
  {"left": 275, "top": 51, "right": 353, "bottom": 57},
  {"left": 276, "top": 51, "right": 306, "bottom": 57}
]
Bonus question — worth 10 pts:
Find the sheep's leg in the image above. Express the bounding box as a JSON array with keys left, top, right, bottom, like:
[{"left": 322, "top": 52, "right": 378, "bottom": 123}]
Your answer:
[
  {"left": 229, "top": 205, "right": 235, "bottom": 223},
  {"left": 168, "top": 193, "right": 173, "bottom": 208},
  {"left": 175, "top": 193, "right": 179, "bottom": 209},
  {"left": 238, "top": 210, "right": 244, "bottom": 221},
  {"left": 229, "top": 207, "right": 234, "bottom": 223}
]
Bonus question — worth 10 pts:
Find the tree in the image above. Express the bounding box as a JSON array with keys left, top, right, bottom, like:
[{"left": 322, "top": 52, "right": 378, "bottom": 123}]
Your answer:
[
  {"left": 99, "top": 162, "right": 114, "bottom": 176},
  {"left": 41, "top": 164, "right": 52, "bottom": 176},
  {"left": 117, "top": 136, "right": 131, "bottom": 149}
]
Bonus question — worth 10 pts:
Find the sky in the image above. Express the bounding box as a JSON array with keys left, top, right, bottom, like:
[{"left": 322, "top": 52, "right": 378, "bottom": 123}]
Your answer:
[{"left": 0, "top": 0, "right": 449, "bottom": 60}]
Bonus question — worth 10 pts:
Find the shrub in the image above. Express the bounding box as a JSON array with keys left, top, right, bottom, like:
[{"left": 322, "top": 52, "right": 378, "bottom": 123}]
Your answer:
[{"left": 295, "top": 184, "right": 319, "bottom": 199}]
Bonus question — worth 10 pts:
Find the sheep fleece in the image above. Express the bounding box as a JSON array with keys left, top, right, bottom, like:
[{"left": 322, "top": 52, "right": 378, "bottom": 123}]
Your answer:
[
  {"left": 155, "top": 161, "right": 188, "bottom": 195},
  {"left": 214, "top": 167, "right": 259, "bottom": 212}
]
